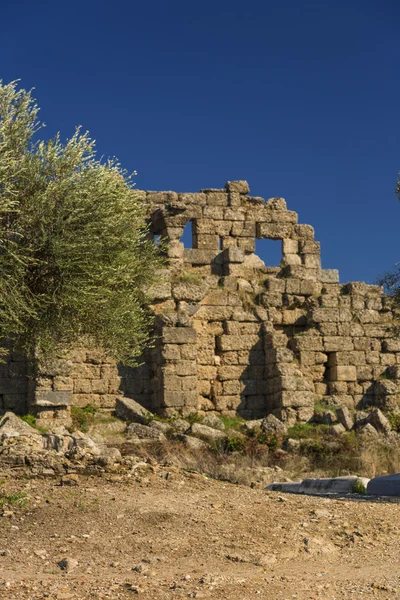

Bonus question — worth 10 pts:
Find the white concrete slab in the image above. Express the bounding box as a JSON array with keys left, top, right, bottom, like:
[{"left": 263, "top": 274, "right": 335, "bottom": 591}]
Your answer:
[
  {"left": 300, "top": 476, "right": 369, "bottom": 495},
  {"left": 265, "top": 482, "right": 302, "bottom": 494},
  {"left": 266, "top": 476, "right": 370, "bottom": 496}
]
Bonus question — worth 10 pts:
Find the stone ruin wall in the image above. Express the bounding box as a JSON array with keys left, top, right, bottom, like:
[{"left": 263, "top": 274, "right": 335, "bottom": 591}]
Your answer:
[{"left": 1, "top": 180, "right": 400, "bottom": 426}]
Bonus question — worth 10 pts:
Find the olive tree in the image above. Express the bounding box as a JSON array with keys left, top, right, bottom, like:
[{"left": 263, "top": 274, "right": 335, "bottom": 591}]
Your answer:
[{"left": 0, "top": 80, "right": 164, "bottom": 365}]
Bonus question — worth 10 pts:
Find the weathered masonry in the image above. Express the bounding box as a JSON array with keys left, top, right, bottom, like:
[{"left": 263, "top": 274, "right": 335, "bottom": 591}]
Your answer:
[{"left": 2, "top": 181, "right": 400, "bottom": 425}]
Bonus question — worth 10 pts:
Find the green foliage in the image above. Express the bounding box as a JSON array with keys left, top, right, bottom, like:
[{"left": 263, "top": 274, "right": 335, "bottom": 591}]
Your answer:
[
  {"left": 387, "top": 412, "right": 400, "bottom": 433},
  {"left": 20, "top": 413, "right": 36, "bottom": 427},
  {"left": 377, "top": 171, "right": 400, "bottom": 323},
  {"left": 287, "top": 422, "right": 315, "bottom": 439},
  {"left": 378, "top": 369, "right": 395, "bottom": 381},
  {"left": 219, "top": 415, "right": 245, "bottom": 430},
  {"left": 238, "top": 289, "right": 257, "bottom": 312},
  {"left": 214, "top": 433, "right": 246, "bottom": 453},
  {"left": 0, "top": 80, "right": 164, "bottom": 365},
  {"left": 20, "top": 413, "right": 48, "bottom": 433},
  {"left": 186, "top": 412, "right": 203, "bottom": 425},
  {"left": 314, "top": 400, "right": 337, "bottom": 415},
  {"left": 352, "top": 479, "right": 367, "bottom": 494},
  {"left": 70, "top": 404, "right": 98, "bottom": 432},
  {"left": 174, "top": 269, "right": 202, "bottom": 285},
  {"left": 0, "top": 491, "right": 27, "bottom": 509}
]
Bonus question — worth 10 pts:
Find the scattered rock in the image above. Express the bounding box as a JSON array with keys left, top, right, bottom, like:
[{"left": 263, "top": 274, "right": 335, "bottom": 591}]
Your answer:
[
  {"left": 177, "top": 434, "right": 209, "bottom": 450},
  {"left": 261, "top": 414, "right": 287, "bottom": 436},
  {"left": 303, "top": 537, "right": 335, "bottom": 555},
  {"left": 358, "top": 423, "right": 379, "bottom": 438},
  {"left": 369, "top": 408, "right": 391, "bottom": 435},
  {"left": 283, "top": 438, "right": 301, "bottom": 451},
  {"left": 58, "top": 557, "right": 79, "bottom": 572},
  {"left": 126, "top": 423, "right": 166, "bottom": 442},
  {"left": 336, "top": 406, "right": 354, "bottom": 431},
  {"left": 242, "top": 419, "right": 263, "bottom": 432},
  {"left": 115, "top": 397, "right": 151, "bottom": 425},
  {"left": 202, "top": 414, "right": 225, "bottom": 431},
  {"left": 190, "top": 423, "right": 227, "bottom": 444},
  {"left": 330, "top": 423, "right": 346, "bottom": 435},
  {"left": 60, "top": 474, "right": 79, "bottom": 486},
  {"left": 148, "top": 420, "right": 171, "bottom": 433},
  {"left": 170, "top": 419, "right": 190, "bottom": 434},
  {"left": 313, "top": 410, "right": 336, "bottom": 426},
  {"left": 0, "top": 412, "right": 39, "bottom": 437},
  {"left": 71, "top": 431, "right": 101, "bottom": 455},
  {"left": 97, "top": 447, "right": 122, "bottom": 467}
]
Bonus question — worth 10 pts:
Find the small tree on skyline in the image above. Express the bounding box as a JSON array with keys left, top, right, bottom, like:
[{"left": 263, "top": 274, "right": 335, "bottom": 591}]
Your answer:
[
  {"left": 0, "top": 80, "right": 164, "bottom": 365},
  {"left": 378, "top": 172, "right": 400, "bottom": 327}
]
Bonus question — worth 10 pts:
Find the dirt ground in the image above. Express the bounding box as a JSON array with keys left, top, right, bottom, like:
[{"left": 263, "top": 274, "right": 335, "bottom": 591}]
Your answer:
[{"left": 1, "top": 466, "right": 400, "bottom": 600}]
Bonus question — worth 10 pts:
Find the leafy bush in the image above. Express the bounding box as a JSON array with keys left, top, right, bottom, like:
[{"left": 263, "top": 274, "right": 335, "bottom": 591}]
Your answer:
[
  {"left": 387, "top": 412, "right": 400, "bottom": 432},
  {"left": 20, "top": 414, "right": 37, "bottom": 427},
  {"left": 70, "top": 405, "right": 98, "bottom": 433},
  {"left": 186, "top": 412, "right": 203, "bottom": 425},
  {"left": 20, "top": 413, "right": 48, "bottom": 433},
  {"left": 352, "top": 479, "right": 367, "bottom": 494},
  {"left": 287, "top": 422, "right": 315, "bottom": 439}
]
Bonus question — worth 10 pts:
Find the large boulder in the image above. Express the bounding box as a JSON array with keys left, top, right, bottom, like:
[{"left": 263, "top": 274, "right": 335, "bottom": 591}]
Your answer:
[
  {"left": 177, "top": 434, "right": 209, "bottom": 451},
  {"left": 190, "top": 423, "right": 227, "bottom": 444},
  {"left": 126, "top": 423, "right": 166, "bottom": 442},
  {"left": 0, "top": 412, "right": 39, "bottom": 438},
  {"left": 368, "top": 408, "right": 391, "bottom": 435},
  {"left": 115, "top": 397, "right": 151, "bottom": 425},
  {"left": 336, "top": 406, "right": 354, "bottom": 431},
  {"left": 170, "top": 418, "right": 190, "bottom": 434},
  {"left": 313, "top": 410, "right": 336, "bottom": 426},
  {"left": 261, "top": 414, "right": 287, "bottom": 436},
  {"left": 202, "top": 414, "right": 225, "bottom": 431}
]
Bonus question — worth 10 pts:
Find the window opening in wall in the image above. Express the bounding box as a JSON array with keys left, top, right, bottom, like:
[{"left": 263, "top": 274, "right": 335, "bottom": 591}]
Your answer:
[
  {"left": 180, "top": 220, "right": 193, "bottom": 248},
  {"left": 324, "top": 352, "right": 334, "bottom": 382},
  {"left": 218, "top": 236, "right": 223, "bottom": 250},
  {"left": 255, "top": 238, "right": 283, "bottom": 267}
]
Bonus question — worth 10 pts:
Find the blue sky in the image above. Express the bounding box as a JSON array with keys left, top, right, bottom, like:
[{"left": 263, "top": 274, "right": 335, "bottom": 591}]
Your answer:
[{"left": 1, "top": 0, "right": 399, "bottom": 284}]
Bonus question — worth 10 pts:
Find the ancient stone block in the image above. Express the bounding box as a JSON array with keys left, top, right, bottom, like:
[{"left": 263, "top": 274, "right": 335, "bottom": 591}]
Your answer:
[
  {"left": 270, "top": 210, "right": 298, "bottom": 224},
  {"left": 319, "top": 270, "right": 339, "bottom": 284},
  {"left": 265, "top": 197, "right": 287, "bottom": 210},
  {"left": 303, "top": 254, "right": 321, "bottom": 269},
  {"left": 35, "top": 390, "right": 72, "bottom": 407},
  {"left": 257, "top": 223, "right": 294, "bottom": 239},
  {"left": 206, "top": 191, "right": 229, "bottom": 206},
  {"left": 222, "top": 247, "right": 245, "bottom": 263},
  {"left": 237, "top": 238, "right": 255, "bottom": 252},
  {"left": 223, "top": 380, "right": 241, "bottom": 395},
  {"left": 184, "top": 248, "right": 221, "bottom": 265},
  {"left": 383, "top": 339, "right": 400, "bottom": 352},
  {"left": 282, "top": 239, "right": 299, "bottom": 255},
  {"left": 175, "top": 361, "right": 197, "bottom": 376},
  {"left": 218, "top": 366, "right": 245, "bottom": 380},
  {"left": 162, "top": 328, "right": 196, "bottom": 344},
  {"left": 329, "top": 366, "right": 357, "bottom": 382},
  {"left": 283, "top": 253, "right": 302, "bottom": 266},
  {"left": 323, "top": 337, "right": 354, "bottom": 352}
]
